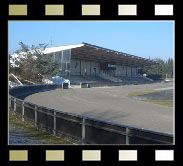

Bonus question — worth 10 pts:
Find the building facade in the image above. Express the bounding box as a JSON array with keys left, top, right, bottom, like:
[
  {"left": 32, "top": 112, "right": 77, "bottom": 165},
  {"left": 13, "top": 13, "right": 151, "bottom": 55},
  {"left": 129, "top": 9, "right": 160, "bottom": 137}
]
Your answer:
[{"left": 43, "top": 42, "right": 156, "bottom": 78}]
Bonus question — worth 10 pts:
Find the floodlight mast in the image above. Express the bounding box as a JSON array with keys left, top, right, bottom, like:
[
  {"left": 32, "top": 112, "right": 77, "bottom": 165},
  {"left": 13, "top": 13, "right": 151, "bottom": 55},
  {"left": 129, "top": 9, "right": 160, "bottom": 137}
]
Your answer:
[{"left": 10, "top": 73, "right": 23, "bottom": 86}]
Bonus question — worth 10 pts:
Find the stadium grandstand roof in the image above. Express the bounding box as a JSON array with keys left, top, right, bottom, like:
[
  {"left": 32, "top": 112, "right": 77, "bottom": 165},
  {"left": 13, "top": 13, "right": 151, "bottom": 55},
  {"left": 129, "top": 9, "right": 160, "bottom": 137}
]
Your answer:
[
  {"left": 10, "top": 42, "right": 157, "bottom": 67},
  {"left": 43, "top": 42, "right": 157, "bottom": 67}
]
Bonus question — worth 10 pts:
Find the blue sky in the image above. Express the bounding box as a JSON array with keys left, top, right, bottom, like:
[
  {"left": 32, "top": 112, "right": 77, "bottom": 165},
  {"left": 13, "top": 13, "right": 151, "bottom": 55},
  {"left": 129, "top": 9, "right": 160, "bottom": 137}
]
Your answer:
[{"left": 9, "top": 21, "right": 174, "bottom": 61}]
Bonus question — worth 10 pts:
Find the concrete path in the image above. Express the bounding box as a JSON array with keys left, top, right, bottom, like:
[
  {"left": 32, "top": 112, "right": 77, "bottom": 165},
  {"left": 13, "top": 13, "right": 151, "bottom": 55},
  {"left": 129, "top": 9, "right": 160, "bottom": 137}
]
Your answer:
[{"left": 25, "top": 82, "right": 174, "bottom": 134}]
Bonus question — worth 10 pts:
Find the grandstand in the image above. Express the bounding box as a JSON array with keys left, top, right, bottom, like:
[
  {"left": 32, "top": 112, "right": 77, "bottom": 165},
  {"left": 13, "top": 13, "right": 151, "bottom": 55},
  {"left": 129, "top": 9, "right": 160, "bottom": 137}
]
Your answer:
[
  {"left": 9, "top": 43, "right": 173, "bottom": 144},
  {"left": 43, "top": 42, "right": 157, "bottom": 85}
]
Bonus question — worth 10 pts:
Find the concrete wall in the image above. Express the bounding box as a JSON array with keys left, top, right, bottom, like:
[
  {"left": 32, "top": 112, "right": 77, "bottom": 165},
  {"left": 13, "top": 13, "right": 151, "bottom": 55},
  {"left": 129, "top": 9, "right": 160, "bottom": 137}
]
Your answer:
[
  {"left": 90, "top": 62, "right": 99, "bottom": 76},
  {"left": 71, "top": 59, "right": 99, "bottom": 76},
  {"left": 102, "top": 65, "right": 136, "bottom": 77},
  {"left": 126, "top": 67, "right": 131, "bottom": 77},
  {"left": 81, "top": 60, "right": 91, "bottom": 75},
  {"left": 115, "top": 65, "right": 126, "bottom": 76},
  {"left": 70, "top": 59, "right": 80, "bottom": 75},
  {"left": 9, "top": 84, "right": 67, "bottom": 99},
  {"left": 132, "top": 67, "right": 137, "bottom": 77}
]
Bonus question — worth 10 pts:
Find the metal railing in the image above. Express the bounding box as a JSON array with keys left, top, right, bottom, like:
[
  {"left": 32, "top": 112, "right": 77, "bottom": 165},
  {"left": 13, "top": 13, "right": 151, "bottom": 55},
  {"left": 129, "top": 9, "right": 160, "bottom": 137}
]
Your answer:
[{"left": 9, "top": 84, "right": 173, "bottom": 144}]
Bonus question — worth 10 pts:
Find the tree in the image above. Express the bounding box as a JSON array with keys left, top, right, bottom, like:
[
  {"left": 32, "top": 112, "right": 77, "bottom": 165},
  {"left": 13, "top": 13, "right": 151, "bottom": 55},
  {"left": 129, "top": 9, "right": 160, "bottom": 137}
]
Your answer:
[
  {"left": 19, "top": 42, "right": 29, "bottom": 52},
  {"left": 35, "top": 54, "right": 60, "bottom": 78},
  {"left": 140, "top": 58, "right": 174, "bottom": 80},
  {"left": 10, "top": 42, "right": 60, "bottom": 82},
  {"left": 164, "top": 58, "right": 173, "bottom": 78},
  {"left": 19, "top": 54, "right": 39, "bottom": 80}
]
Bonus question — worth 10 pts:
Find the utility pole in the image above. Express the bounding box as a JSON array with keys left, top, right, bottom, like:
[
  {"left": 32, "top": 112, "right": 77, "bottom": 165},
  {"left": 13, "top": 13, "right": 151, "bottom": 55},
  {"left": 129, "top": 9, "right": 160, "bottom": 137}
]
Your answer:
[{"left": 50, "top": 37, "right": 52, "bottom": 46}]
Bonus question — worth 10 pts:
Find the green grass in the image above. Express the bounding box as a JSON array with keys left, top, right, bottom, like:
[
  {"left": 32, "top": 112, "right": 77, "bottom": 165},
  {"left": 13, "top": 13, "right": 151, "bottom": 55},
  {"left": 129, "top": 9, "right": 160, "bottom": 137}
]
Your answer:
[
  {"left": 127, "top": 90, "right": 158, "bottom": 97},
  {"left": 128, "top": 90, "right": 173, "bottom": 107},
  {"left": 9, "top": 112, "right": 72, "bottom": 144},
  {"left": 141, "top": 100, "right": 173, "bottom": 107}
]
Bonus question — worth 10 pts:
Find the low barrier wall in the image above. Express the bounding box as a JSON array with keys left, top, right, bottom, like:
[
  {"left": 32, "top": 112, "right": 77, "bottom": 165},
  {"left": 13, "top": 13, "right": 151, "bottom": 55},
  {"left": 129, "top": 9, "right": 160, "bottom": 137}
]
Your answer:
[
  {"left": 9, "top": 83, "right": 68, "bottom": 98},
  {"left": 9, "top": 84, "right": 173, "bottom": 144},
  {"left": 80, "top": 82, "right": 90, "bottom": 88}
]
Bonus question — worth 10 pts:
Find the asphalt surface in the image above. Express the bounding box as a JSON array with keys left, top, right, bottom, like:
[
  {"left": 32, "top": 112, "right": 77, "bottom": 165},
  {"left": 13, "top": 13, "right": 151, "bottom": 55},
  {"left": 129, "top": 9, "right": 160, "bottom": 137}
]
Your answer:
[{"left": 25, "top": 82, "right": 174, "bottom": 134}]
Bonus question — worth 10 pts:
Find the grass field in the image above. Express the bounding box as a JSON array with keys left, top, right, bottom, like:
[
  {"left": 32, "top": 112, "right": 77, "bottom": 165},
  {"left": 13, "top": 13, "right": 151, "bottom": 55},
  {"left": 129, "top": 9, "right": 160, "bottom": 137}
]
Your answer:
[
  {"left": 128, "top": 90, "right": 173, "bottom": 107},
  {"left": 127, "top": 90, "right": 158, "bottom": 97},
  {"left": 141, "top": 99, "right": 173, "bottom": 107},
  {"left": 9, "top": 112, "right": 72, "bottom": 144}
]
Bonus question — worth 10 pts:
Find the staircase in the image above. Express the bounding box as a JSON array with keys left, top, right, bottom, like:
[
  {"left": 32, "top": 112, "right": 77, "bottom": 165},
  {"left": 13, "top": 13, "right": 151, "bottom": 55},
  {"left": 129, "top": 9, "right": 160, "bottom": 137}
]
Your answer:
[
  {"left": 139, "top": 76, "right": 153, "bottom": 82},
  {"left": 115, "top": 76, "right": 153, "bottom": 84},
  {"left": 87, "top": 75, "right": 113, "bottom": 83},
  {"left": 98, "top": 73, "right": 123, "bottom": 83},
  {"left": 70, "top": 75, "right": 95, "bottom": 85}
]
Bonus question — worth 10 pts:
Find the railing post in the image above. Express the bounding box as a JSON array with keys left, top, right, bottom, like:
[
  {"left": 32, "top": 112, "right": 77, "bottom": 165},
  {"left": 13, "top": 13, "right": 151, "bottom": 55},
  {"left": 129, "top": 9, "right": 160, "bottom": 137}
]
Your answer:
[
  {"left": 53, "top": 111, "right": 56, "bottom": 136},
  {"left": 13, "top": 98, "right": 16, "bottom": 115},
  {"left": 35, "top": 105, "right": 37, "bottom": 128},
  {"left": 82, "top": 118, "right": 85, "bottom": 144},
  {"left": 126, "top": 128, "right": 129, "bottom": 145},
  {"left": 22, "top": 101, "right": 24, "bottom": 121}
]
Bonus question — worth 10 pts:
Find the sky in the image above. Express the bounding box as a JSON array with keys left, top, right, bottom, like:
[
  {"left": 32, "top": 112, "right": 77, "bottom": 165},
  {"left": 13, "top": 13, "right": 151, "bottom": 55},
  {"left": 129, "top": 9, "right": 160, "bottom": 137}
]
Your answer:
[{"left": 9, "top": 21, "right": 174, "bottom": 61}]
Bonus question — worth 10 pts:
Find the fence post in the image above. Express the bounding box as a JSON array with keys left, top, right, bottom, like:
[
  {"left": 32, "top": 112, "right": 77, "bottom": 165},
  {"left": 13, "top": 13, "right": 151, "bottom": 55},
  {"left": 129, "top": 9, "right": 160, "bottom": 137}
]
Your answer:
[
  {"left": 35, "top": 105, "right": 37, "bottom": 128},
  {"left": 13, "top": 98, "right": 16, "bottom": 115},
  {"left": 22, "top": 101, "right": 24, "bottom": 121},
  {"left": 126, "top": 128, "right": 130, "bottom": 145},
  {"left": 53, "top": 111, "right": 56, "bottom": 136},
  {"left": 82, "top": 118, "right": 85, "bottom": 144}
]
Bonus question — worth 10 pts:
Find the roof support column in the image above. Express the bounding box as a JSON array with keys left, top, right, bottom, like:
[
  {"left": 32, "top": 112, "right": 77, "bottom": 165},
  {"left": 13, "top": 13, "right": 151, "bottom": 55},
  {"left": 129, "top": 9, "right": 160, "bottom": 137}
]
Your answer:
[
  {"left": 90, "top": 62, "right": 91, "bottom": 76},
  {"left": 80, "top": 60, "right": 81, "bottom": 76}
]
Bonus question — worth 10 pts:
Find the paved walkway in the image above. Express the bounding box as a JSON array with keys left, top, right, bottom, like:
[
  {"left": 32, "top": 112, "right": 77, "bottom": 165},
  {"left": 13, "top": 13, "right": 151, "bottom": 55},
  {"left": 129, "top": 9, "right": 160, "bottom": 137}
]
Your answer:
[{"left": 25, "top": 82, "right": 174, "bottom": 134}]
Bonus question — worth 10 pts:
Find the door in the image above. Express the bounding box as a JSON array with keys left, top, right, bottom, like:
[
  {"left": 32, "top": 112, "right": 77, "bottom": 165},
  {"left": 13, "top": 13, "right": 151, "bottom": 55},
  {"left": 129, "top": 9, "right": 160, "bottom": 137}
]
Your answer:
[{"left": 93, "top": 68, "right": 96, "bottom": 76}]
